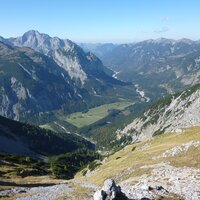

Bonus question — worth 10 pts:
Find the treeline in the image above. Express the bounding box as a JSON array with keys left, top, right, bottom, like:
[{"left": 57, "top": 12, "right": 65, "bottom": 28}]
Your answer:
[
  {"left": 1, "top": 150, "right": 100, "bottom": 179},
  {"left": 49, "top": 148, "right": 100, "bottom": 179}
]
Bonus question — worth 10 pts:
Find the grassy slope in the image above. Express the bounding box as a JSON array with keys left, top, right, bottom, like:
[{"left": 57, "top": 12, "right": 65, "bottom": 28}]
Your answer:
[
  {"left": 0, "top": 154, "right": 53, "bottom": 191},
  {"left": 75, "top": 126, "right": 200, "bottom": 186}
]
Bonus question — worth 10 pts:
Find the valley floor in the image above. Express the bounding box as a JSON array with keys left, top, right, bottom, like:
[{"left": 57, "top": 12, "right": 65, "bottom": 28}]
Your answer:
[
  {"left": 0, "top": 126, "right": 200, "bottom": 200},
  {"left": 41, "top": 101, "right": 134, "bottom": 130}
]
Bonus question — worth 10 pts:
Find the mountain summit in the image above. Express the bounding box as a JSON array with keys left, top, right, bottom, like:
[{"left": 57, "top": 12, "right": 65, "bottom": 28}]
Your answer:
[{"left": 7, "top": 30, "right": 111, "bottom": 84}]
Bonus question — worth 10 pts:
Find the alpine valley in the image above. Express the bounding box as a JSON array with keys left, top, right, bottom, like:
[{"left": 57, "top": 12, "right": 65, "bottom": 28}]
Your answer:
[
  {"left": 0, "top": 30, "right": 138, "bottom": 124},
  {"left": 83, "top": 39, "right": 200, "bottom": 99},
  {"left": 0, "top": 31, "right": 200, "bottom": 200}
]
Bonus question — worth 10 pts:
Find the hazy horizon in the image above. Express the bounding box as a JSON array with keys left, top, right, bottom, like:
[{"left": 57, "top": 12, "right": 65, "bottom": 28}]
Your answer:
[
  {"left": 1, "top": 29, "right": 199, "bottom": 45},
  {"left": 1, "top": 0, "right": 200, "bottom": 43}
]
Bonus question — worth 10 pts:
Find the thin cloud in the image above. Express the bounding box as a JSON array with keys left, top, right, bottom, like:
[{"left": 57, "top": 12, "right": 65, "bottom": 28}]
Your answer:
[
  {"left": 160, "top": 16, "right": 170, "bottom": 22},
  {"left": 154, "top": 27, "right": 169, "bottom": 33}
]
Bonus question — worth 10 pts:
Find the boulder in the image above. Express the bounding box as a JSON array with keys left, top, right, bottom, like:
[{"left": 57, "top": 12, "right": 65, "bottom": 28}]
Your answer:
[
  {"left": 94, "top": 190, "right": 106, "bottom": 200},
  {"left": 93, "top": 179, "right": 128, "bottom": 200}
]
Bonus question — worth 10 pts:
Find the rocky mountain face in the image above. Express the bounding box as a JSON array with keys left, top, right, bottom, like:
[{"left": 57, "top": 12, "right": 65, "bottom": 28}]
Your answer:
[
  {"left": 0, "top": 31, "right": 137, "bottom": 123},
  {"left": 7, "top": 31, "right": 107, "bottom": 84},
  {"left": 93, "top": 38, "right": 200, "bottom": 100},
  {"left": 119, "top": 84, "right": 200, "bottom": 141},
  {"left": 3, "top": 30, "right": 119, "bottom": 86},
  {"left": 0, "top": 41, "right": 87, "bottom": 121}
]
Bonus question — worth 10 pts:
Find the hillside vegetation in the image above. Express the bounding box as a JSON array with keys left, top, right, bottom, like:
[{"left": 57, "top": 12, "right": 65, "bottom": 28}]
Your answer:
[{"left": 0, "top": 115, "right": 94, "bottom": 158}]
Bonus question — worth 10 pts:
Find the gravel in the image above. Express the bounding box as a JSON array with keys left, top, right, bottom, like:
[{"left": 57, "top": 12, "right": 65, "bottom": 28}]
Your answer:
[
  {"left": 121, "top": 162, "right": 200, "bottom": 200},
  {"left": 0, "top": 184, "right": 73, "bottom": 200}
]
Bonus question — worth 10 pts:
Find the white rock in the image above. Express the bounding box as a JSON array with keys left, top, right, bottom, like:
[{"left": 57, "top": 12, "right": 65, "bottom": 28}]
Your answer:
[{"left": 93, "top": 190, "right": 106, "bottom": 200}]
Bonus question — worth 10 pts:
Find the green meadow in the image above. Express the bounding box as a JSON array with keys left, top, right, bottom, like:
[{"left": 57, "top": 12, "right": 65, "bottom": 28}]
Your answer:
[{"left": 65, "top": 101, "right": 133, "bottom": 128}]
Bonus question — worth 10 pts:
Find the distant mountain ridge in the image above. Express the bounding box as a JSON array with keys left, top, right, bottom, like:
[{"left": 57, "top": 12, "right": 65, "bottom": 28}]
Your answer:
[
  {"left": 79, "top": 42, "right": 118, "bottom": 59},
  {"left": 85, "top": 38, "right": 200, "bottom": 100}
]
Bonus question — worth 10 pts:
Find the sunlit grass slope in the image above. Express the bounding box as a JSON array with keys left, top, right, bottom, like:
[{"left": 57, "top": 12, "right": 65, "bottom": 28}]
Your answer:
[{"left": 76, "top": 126, "right": 200, "bottom": 186}]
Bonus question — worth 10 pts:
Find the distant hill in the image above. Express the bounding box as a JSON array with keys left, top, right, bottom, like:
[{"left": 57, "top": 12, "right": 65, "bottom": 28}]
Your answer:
[{"left": 79, "top": 42, "right": 118, "bottom": 60}]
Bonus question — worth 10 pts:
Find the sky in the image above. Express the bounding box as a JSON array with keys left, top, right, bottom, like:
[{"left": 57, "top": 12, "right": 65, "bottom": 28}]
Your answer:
[{"left": 0, "top": 0, "right": 200, "bottom": 43}]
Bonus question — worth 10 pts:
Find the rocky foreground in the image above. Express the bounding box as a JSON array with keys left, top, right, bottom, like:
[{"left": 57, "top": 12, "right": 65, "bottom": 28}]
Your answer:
[
  {"left": 1, "top": 162, "right": 199, "bottom": 200},
  {"left": 0, "top": 127, "right": 199, "bottom": 200},
  {"left": 1, "top": 171, "right": 199, "bottom": 200}
]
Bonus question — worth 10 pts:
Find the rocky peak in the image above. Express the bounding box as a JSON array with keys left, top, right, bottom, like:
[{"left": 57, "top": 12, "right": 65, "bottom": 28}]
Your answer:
[
  {"left": 4, "top": 30, "right": 112, "bottom": 85},
  {"left": 9, "top": 30, "right": 72, "bottom": 55},
  {"left": 144, "top": 38, "right": 175, "bottom": 45}
]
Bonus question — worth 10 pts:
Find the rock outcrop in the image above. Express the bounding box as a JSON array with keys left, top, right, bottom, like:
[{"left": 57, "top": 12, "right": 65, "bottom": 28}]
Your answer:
[
  {"left": 119, "top": 84, "right": 200, "bottom": 141},
  {"left": 93, "top": 179, "right": 128, "bottom": 200}
]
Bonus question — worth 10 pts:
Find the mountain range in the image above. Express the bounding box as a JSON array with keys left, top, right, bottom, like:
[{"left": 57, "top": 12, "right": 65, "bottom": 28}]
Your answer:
[
  {"left": 83, "top": 38, "right": 200, "bottom": 100},
  {"left": 0, "top": 30, "right": 137, "bottom": 123},
  {"left": 79, "top": 43, "right": 118, "bottom": 59}
]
